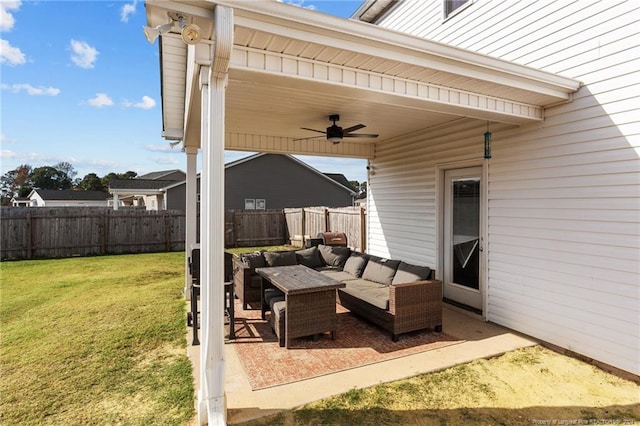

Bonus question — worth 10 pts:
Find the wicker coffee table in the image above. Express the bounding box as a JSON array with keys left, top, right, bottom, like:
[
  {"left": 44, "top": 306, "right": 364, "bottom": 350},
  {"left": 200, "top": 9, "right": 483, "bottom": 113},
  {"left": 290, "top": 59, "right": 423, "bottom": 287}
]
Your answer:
[{"left": 256, "top": 265, "right": 345, "bottom": 348}]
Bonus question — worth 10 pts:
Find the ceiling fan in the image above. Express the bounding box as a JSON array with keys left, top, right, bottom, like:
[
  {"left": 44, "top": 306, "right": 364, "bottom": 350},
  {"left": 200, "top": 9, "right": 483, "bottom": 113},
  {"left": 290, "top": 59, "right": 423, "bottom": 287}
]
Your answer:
[{"left": 294, "top": 114, "right": 378, "bottom": 144}]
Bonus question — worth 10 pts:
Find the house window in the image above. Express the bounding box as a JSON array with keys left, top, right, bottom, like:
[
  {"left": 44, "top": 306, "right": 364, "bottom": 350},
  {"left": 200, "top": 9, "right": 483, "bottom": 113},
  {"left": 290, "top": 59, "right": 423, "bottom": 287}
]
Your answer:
[
  {"left": 244, "top": 199, "right": 255, "bottom": 210},
  {"left": 256, "top": 199, "right": 266, "bottom": 210},
  {"left": 444, "top": 0, "right": 471, "bottom": 19}
]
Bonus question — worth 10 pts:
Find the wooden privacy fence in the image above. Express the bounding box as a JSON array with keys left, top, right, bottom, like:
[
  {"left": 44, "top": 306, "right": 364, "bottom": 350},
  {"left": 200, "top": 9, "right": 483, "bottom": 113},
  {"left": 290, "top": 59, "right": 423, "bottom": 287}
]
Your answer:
[
  {"left": 1, "top": 207, "right": 185, "bottom": 260},
  {"left": 224, "top": 209, "right": 286, "bottom": 247},
  {"left": 284, "top": 207, "right": 366, "bottom": 251},
  {"left": 1, "top": 206, "right": 366, "bottom": 260}
]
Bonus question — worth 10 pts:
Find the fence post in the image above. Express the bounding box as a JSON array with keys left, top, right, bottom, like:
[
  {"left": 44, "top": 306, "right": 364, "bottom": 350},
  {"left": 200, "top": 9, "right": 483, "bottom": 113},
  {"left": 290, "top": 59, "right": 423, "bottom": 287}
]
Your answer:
[
  {"left": 360, "top": 207, "right": 366, "bottom": 252},
  {"left": 165, "top": 211, "right": 171, "bottom": 252},
  {"left": 26, "top": 210, "right": 32, "bottom": 259},
  {"left": 300, "top": 208, "right": 305, "bottom": 245},
  {"left": 101, "top": 210, "right": 107, "bottom": 255},
  {"left": 231, "top": 210, "right": 238, "bottom": 247},
  {"left": 324, "top": 208, "right": 329, "bottom": 231}
]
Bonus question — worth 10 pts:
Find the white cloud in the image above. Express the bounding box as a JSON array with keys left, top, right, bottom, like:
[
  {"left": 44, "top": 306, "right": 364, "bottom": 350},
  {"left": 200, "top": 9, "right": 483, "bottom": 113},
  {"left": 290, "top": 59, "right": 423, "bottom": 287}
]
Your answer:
[
  {"left": 134, "top": 96, "right": 156, "bottom": 109},
  {"left": 145, "top": 144, "right": 180, "bottom": 153},
  {"left": 1, "top": 149, "right": 17, "bottom": 159},
  {"left": 1, "top": 83, "right": 60, "bottom": 96},
  {"left": 120, "top": 0, "right": 136, "bottom": 23},
  {"left": 122, "top": 95, "right": 156, "bottom": 109},
  {"left": 0, "top": 1, "right": 21, "bottom": 32},
  {"left": 277, "top": 0, "right": 316, "bottom": 11},
  {"left": 0, "top": 39, "right": 25, "bottom": 65},
  {"left": 70, "top": 39, "right": 98, "bottom": 69},
  {"left": 154, "top": 156, "right": 181, "bottom": 165},
  {"left": 87, "top": 93, "right": 113, "bottom": 108}
]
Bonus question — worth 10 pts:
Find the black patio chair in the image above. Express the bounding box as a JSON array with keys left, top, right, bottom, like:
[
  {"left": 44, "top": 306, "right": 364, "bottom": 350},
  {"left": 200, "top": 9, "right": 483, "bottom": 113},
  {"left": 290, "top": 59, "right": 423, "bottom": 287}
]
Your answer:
[{"left": 188, "top": 248, "right": 235, "bottom": 345}]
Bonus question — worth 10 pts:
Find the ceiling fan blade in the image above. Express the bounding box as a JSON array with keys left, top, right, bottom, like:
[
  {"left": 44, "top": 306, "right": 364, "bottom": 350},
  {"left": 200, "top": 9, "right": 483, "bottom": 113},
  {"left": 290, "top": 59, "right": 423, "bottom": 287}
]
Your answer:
[
  {"left": 343, "top": 133, "right": 379, "bottom": 138},
  {"left": 300, "top": 127, "right": 327, "bottom": 135},
  {"left": 293, "top": 135, "right": 325, "bottom": 141},
  {"left": 342, "top": 124, "right": 366, "bottom": 133}
]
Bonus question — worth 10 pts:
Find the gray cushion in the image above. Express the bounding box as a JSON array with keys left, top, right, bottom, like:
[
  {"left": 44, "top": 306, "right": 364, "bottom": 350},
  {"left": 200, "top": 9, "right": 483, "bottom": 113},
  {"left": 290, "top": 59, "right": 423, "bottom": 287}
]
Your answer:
[
  {"left": 341, "top": 279, "right": 389, "bottom": 310},
  {"left": 361, "top": 257, "right": 401, "bottom": 285},
  {"left": 392, "top": 262, "right": 432, "bottom": 285},
  {"left": 269, "top": 295, "right": 286, "bottom": 311},
  {"left": 318, "top": 244, "right": 351, "bottom": 268},
  {"left": 263, "top": 251, "right": 297, "bottom": 267},
  {"left": 272, "top": 300, "right": 286, "bottom": 317},
  {"left": 295, "top": 246, "right": 323, "bottom": 268},
  {"left": 264, "top": 287, "right": 285, "bottom": 304},
  {"left": 342, "top": 253, "right": 369, "bottom": 278},
  {"left": 241, "top": 252, "right": 265, "bottom": 271}
]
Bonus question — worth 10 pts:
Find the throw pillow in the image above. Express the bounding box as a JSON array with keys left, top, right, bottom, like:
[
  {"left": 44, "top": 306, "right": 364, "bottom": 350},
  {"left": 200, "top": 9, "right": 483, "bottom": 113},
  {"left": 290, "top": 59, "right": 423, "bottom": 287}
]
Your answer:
[
  {"left": 241, "top": 251, "right": 265, "bottom": 271},
  {"left": 318, "top": 244, "right": 351, "bottom": 268},
  {"left": 362, "top": 257, "right": 401, "bottom": 285},
  {"left": 295, "top": 246, "right": 323, "bottom": 268},
  {"left": 391, "top": 261, "right": 432, "bottom": 285},
  {"left": 263, "top": 251, "right": 297, "bottom": 267},
  {"left": 342, "top": 253, "right": 369, "bottom": 278}
]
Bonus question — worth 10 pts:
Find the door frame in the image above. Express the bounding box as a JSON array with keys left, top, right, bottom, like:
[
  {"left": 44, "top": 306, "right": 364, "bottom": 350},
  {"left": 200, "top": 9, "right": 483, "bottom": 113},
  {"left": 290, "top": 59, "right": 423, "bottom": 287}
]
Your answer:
[{"left": 436, "top": 160, "right": 488, "bottom": 319}]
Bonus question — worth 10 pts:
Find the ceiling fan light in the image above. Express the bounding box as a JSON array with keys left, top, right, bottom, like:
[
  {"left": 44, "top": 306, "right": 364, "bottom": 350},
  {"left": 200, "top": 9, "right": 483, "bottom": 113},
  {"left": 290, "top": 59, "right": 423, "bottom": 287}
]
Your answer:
[{"left": 328, "top": 136, "right": 341, "bottom": 144}]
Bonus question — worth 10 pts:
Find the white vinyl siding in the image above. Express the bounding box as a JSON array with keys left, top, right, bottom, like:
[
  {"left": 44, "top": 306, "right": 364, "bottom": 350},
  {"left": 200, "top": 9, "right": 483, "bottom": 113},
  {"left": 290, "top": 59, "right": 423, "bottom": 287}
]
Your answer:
[{"left": 369, "top": 0, "right": 640, "bottom": 374}]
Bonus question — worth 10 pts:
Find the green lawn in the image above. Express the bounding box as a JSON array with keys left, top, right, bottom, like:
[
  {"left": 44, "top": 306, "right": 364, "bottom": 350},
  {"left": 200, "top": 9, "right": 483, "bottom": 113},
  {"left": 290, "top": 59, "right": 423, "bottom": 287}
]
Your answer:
[{"left": 1, "top": 252, "right": 194, "bottom": 425}]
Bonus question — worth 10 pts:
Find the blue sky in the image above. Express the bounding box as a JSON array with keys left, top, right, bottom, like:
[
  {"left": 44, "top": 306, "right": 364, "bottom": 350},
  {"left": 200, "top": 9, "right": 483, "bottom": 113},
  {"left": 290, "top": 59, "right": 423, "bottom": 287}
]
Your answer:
[{"left": 0, "top": 0, "right": 368, "bottom": 184}]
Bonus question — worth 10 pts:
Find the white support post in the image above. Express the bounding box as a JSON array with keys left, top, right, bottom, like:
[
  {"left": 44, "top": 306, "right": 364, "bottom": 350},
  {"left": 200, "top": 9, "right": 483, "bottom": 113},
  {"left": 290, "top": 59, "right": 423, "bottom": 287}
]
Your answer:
[
  {"left": 185, "top": 146, "right": 199, "bottom": 300},
  {"left": 198, "top": 6, "right": 233, "bottom": 426},
  {"left": 113, "top": 193, "right": 119, "bottom": 210}
]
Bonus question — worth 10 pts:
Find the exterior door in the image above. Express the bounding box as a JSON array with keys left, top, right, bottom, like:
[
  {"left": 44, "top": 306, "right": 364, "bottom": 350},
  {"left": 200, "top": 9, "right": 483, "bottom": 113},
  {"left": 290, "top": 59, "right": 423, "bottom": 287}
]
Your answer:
[{"left": 443, "top": 167, "right": 483, "bottom": 311}]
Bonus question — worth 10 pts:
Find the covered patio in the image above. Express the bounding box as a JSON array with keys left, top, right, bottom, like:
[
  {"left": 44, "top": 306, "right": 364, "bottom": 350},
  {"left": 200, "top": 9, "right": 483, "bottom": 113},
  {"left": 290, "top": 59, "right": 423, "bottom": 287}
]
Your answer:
[
  {"left": 143, "top": 1, "right": 580, "bottom": 424},
  {"left": 190, "top": 301, "right": 538, "bottom": 424}
]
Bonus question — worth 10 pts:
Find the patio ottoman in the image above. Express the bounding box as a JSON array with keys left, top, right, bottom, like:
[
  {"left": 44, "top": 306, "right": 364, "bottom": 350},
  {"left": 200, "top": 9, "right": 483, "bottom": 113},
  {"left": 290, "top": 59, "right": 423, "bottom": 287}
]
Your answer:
[{"left": 270, "top": 300, "right": 286, "bottom": 347}]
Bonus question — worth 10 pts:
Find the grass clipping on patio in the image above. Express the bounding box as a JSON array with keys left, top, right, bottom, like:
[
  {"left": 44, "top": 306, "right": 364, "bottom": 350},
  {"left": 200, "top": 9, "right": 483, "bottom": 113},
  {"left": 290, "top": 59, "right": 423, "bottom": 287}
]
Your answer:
[{"left": 1, "top": 253, "right": 193, "bottom": 425}]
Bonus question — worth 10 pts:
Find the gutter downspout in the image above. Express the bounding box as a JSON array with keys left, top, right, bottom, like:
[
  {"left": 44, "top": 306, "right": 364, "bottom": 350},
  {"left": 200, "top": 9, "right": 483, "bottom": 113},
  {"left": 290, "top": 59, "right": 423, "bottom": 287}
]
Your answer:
[
  {"left": 185, "top": 146, "right": 198, "bottom": 300},
  {"left": 198, "top": 5, "right": 233, "bottom": 426}
]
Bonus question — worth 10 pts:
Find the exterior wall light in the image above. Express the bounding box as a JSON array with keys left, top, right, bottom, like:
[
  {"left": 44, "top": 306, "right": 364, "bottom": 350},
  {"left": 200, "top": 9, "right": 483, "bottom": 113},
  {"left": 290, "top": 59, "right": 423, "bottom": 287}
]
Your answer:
[
  {"left": 143, "top": 22, "right": 172, "bottom": 44},
  {"left": 179, "top": 19, "right": 202, "bottom": 45},
  {"left": 484, "top": 122, "right": 492, "bottom": 159},
  {"left": 143, "top": 14, "right": 202, "bottom": 46}
]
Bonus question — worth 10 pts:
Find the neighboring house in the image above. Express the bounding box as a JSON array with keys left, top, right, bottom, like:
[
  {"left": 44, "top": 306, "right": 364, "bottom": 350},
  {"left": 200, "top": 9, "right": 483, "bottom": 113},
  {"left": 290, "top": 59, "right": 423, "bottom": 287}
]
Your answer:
[
  {"left": 224, "top": 153, "right": 356, "bottom": 209},
  {"left": 164, "top": 153, "right": 357, "bottom": 211},
  {"left": 145, "top": 0, "right": 639, "bottom": 419},
  {"left": 108, "top": 169, "right": 185, "bottom": 210},
  {"left": 353, "top": 192, "right": 367, "bottom": 209},
  {"left": 27, "top": 189, "right": 111, "bottom": 207},
  {"left": 11, "top": 197, "right": 32, "bottom": 207}
]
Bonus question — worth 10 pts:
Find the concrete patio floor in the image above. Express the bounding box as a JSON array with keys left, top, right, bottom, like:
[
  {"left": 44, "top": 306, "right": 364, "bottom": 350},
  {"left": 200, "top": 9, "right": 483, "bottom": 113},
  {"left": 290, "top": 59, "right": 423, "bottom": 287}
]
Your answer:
[{"left": 187, "top": 303, "right": 539, "bottom": 425}]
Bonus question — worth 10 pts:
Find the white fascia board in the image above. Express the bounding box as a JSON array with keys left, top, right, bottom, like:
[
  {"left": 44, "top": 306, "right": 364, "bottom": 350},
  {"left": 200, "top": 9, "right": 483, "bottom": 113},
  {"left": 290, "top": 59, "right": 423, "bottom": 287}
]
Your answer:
[
  {"left": 110, "top": 189, "right": 165, "bottom": 196},
  {"left": 217, "top": 0, "right": 581, "bottom": 98}
]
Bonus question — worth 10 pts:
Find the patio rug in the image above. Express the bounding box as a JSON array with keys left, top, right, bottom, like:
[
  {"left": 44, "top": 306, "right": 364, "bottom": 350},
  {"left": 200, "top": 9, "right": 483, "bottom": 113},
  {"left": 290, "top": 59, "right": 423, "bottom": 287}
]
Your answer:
[{"left": 227, "top": 299, "right": 463, "bottom": 390}]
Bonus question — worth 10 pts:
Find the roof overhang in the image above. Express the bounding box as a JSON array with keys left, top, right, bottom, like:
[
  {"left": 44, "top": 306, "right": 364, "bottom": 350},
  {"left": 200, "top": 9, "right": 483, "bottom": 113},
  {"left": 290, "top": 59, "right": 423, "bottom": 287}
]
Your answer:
[{"left": 145, "top": 0, "right": 581, "bottom": 158}]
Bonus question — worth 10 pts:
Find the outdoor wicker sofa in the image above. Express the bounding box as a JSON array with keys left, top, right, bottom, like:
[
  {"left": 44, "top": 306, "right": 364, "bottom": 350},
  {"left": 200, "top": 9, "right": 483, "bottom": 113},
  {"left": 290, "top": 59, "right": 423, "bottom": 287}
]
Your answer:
[{"left": 234, "top": 244, "right": 443, "bottom": 342}]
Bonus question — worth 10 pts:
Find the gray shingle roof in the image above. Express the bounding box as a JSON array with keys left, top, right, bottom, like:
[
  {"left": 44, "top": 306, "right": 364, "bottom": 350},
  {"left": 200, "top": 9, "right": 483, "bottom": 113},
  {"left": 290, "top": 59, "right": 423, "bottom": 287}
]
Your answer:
[
  {"left": 109, "top": 179, "right": 177, "bottom": 190},
  {"left": 137, "top": 169, "right": 184, "bottom": 180}
]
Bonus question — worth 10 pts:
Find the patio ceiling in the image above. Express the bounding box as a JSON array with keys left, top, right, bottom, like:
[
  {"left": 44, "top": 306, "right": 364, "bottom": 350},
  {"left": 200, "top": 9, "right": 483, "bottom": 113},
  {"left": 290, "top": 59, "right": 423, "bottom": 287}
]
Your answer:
[{"left": 145, "top": 0, "right": 581, "bottom": 159}]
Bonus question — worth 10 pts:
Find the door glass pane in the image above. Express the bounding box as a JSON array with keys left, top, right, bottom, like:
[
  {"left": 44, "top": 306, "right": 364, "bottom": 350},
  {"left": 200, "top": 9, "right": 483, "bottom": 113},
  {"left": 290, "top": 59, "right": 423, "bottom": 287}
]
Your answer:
[{"left": 451, "top": 178, "right": 480, "bottom": 289}]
